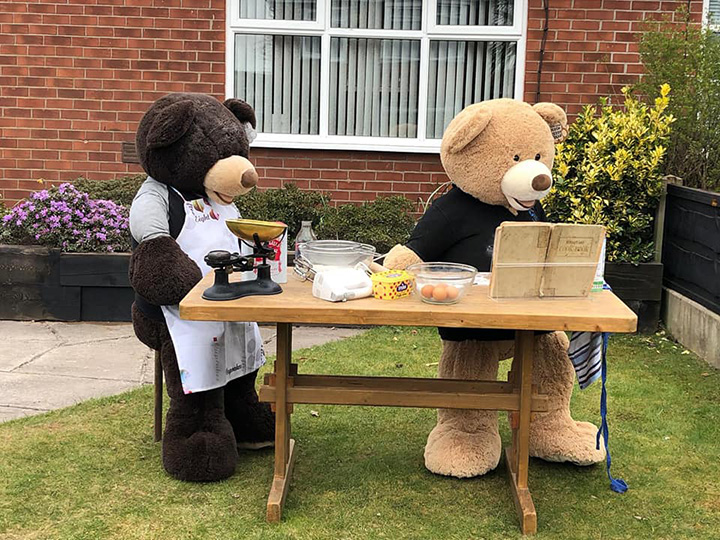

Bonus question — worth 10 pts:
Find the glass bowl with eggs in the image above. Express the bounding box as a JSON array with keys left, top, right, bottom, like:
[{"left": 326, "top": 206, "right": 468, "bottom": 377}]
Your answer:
[{"left": 406, "top": 262, "right": 478, "bottom": 305}]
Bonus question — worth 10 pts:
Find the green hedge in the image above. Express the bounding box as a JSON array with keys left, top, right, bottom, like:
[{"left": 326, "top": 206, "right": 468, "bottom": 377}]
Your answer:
[
  {"left": 66, "top": 177, "right": 415, "bottom": 254},
  {"left": 74, "top": 175, "right": 146, "bottom": 208},
  {"left": 234, "top": 184, "right": 329, "bottom": 242},
  {"left": 315, "top": 196, "right": 415, "bottom": 255}
]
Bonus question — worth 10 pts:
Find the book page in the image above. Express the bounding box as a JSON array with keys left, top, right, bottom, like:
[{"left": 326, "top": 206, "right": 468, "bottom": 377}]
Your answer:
[
  {"left": 489, "top": 222, "right": 552, "bottom": 298},
  {"left": 540, "top": 224, "right": 605, "bottom": 297}
]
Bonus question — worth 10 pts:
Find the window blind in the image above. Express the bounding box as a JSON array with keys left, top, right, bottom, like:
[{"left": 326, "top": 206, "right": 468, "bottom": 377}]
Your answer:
[
  {"left": 426, "top": 40, "right": 516, "bottom": 139},
  {"left": 710, "top": 0, "right": 720, "bottom": 26},
  {"left": 436, "top": 0, "right": 513, "bottom": 26},
  {"left": 234, "top": 34, "right": 321, "bottom": 134},
  {"left": 239, "top": 0, "right": 317, "bottom": 21},
  {"left": 331, "top": 0, "right": 422, "bottom": 30},
  {"left": 330, "top": 38, "right": 421, "bottom": 137}
]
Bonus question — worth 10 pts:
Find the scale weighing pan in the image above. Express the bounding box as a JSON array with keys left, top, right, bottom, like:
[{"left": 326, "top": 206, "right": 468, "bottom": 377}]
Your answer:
[{"left": 226, "top": 219, "right": 287, "bottom": 242}]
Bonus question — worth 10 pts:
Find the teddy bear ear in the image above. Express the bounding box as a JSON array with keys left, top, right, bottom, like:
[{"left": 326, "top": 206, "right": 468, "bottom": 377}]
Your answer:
[
  {"left": 441, "top": 103, "right": 493, "bottom": 154},
  {"left": 224, "top": 98, "right": 257, "bottom": 128},
  {"left": 146, "top": 99, "right": 196, "bottom": 150},
  {"left": 532, "top": 102, "right": 568, "bottom": 143}
]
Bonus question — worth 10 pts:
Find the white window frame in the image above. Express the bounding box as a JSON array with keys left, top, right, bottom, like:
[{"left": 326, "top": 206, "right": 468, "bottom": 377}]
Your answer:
[{"left": 225, "top": 0, "right": 528, "bottom": 153}]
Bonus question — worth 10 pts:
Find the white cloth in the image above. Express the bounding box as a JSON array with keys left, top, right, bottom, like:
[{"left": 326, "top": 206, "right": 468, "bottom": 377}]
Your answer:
[{"left": 161, "top": 187, "right": 265, "bottom": 394}]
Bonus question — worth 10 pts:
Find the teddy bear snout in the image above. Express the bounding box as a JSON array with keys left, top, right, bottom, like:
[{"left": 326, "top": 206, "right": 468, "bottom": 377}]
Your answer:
[
  {"left": 531, "top": 174, "right": 552, "bottom": 191},
  {"left": 241, "top": 168, "right": 258, "bottom": 189},
  {"left": 204, "top": 155, "right": 259, "bottom": 205},
  {"left": 500, "top": 159, "right": 554, "bottom": 211}
]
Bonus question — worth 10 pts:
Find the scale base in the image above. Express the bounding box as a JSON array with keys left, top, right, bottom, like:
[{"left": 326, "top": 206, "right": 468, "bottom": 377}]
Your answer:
[{"left": 202, "top": 264, "right": 283, "bottom": 301}]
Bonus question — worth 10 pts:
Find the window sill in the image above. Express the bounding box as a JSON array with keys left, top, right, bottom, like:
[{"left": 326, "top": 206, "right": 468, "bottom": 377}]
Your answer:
[{"left": 251, "top": 135, "right": 442, "bottom": 154}]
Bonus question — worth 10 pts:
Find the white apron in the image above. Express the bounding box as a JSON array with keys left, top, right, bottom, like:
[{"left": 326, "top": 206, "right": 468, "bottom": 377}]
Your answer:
[{"left": 161, "top": 187, "right": 265, "bottom": 394}]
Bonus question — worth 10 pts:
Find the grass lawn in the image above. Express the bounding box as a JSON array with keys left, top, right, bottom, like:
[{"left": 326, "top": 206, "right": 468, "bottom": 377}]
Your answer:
[{"left": 1, "top": 327, "right": 719, "bottom": 540}]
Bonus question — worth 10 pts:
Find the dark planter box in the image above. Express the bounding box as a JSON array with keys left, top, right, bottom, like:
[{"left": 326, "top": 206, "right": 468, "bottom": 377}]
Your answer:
[
  {"left": 0, "top": 244, "right": 133, "bottom": 322},
  {"left": 605, "top": 262, "right": 663, "bottom": 333},
  {"left": 662, "top": 184, "right": 720, "bottom": 315}
]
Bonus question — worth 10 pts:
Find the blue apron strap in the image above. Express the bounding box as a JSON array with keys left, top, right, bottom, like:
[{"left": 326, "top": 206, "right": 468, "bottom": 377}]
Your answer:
[{"left": 597, "top": 332, "right": 628, "bottom": 493}]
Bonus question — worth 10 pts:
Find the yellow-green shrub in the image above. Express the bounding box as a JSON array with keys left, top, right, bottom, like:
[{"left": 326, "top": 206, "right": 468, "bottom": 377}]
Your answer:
[{"left": 543, "top": 85, "right": 674, "bottom": 264}]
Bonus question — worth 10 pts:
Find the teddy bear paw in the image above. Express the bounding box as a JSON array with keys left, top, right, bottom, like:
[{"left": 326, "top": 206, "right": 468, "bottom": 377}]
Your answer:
[
  {"left": 529, "top": 418, "right": 605, "bottom": 466},
  {"left": 162, "top": 408, "right": 239, "bottom": 482},
  {"left": 233, "top": 401, "right": 275, "bottom": 451},
  {"left": 424, "top": 423, "right": 502, "bottom": 478}
]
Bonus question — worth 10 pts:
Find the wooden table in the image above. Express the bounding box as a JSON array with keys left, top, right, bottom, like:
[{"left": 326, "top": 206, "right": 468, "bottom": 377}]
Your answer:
[{"left": 180, "top": 273, "right": 637, "bottom": 535}]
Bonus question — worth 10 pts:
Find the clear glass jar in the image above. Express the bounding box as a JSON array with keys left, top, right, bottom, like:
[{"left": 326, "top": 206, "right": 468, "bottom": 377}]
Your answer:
[{"left": 294, "top": 220, "right": 317, "bottom": 258}]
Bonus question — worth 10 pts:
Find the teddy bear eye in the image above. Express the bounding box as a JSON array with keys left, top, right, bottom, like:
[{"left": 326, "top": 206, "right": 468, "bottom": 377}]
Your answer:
[
  {"left": 534, "top": 153, "right": 541, "bottom": 160},
  {"left": 513, "top": 155, "right": 520, "bottom": 161}
]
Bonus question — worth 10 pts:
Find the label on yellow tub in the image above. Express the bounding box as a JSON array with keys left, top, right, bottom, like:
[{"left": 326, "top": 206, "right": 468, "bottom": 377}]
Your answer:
[{"left": 371, "top": 270, "right": 414, "bottom": 300}]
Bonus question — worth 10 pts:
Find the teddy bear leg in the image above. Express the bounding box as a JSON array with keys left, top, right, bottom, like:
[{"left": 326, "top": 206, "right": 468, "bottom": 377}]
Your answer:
[
  {"left": 424, "top": 339, "right": 511, "bottom": 478},
  {"left": 224, "top": 369, "right": 275, "bottom": 450},
  {"left": 160, "top": 339, "right": 239, "bottom": 482},
  {"left": 527, "top": 331, "right": 605, "bottom": 465}
]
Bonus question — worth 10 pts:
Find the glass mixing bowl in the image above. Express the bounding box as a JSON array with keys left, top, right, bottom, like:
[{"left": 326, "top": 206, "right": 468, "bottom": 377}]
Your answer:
[
  {"left": 406, "top": 262, "right": 478, "bottom": 305},
  {"left": 298, "top": 240, "right": 376, "bottom": 271}
]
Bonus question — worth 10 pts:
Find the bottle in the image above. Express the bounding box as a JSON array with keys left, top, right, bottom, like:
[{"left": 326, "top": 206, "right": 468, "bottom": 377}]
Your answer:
[{"left": 294, "top": 220, "right": 317, "bottom": 258}]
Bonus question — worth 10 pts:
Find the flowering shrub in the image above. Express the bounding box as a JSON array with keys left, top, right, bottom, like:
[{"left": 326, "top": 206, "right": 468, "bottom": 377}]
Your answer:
[
  {"left": 0, "top": 183, "right": 130, "bottom": 253},
  {"left": 544, "top": 85, "right": 674, "bottom": 264}
]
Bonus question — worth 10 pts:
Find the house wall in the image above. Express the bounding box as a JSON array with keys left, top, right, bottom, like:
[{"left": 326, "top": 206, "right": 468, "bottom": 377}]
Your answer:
[
  {"left": 524, "top": 0, "right": 704, "bottom": 114},
  {"left": 0, "top": 0, "right": 705, "bottom": 206},
  {"left": 0, "top": 0, "right": 225, "bottom": 203}
]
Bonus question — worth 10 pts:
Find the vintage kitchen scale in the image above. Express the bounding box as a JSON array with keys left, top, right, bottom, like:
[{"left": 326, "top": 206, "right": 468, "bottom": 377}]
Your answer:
[{"left": 202, "top": 219, "right": 287, "bottom": 301}]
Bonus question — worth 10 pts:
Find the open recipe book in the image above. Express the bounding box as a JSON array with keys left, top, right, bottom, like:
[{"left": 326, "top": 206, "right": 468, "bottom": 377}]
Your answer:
[{"left": 489, "top": 223, "right": 606, "bottom": 299}]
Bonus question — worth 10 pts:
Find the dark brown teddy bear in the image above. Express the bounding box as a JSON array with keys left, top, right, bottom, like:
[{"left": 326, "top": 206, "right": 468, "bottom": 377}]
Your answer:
[{"left": 129, "top": 93, "right": 273, "bottom": 482}]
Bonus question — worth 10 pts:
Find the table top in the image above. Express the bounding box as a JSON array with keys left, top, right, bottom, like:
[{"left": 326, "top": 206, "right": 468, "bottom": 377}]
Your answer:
[{"left": 180, "top": 273, "right": 637, "bottom": 333}]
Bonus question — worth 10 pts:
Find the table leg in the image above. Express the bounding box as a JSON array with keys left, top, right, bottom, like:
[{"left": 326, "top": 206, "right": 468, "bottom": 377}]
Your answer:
[
  {"left": 506, "top": 330, "right": 537, "bottom": 535},
  {"left": 266, "top": 322, "right": 297, "bottom": 522}
]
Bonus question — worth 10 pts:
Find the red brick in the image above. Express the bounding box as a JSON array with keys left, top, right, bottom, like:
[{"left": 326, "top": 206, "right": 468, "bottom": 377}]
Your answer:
[
  {"left": 348, "top": 171, "right": 376, "bottom": 181},
  {"left": 376, "top": 172, "right": 403, "bottom": 182},
  {"left": 264, "top": 167, "right": 294, "bottom": 179},
  {"left": 320, "top": 170, "right": 348, "bottom": 180},
  {"left": 281, "top": 158, "right": 308, "bottom": 168},
  {"left": 337, "top": 181, "right": 365, "bottom": 190},
  {"left": 312, "top": 159, "right": 339, "bottom": 169},
  {"left": 312, "top": 180, "right": 339, "bottom": 190},
  {"left": 286, "top": 167, "right": 317, "bottom": 180},
  {"left": 599, "top": 42, "right": 628, "bottom": 53}
]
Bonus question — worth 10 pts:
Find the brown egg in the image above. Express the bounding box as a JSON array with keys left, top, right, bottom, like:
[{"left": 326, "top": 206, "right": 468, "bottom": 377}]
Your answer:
[
  {"left": 446, "top": 285, "right": 459, "bottom": 300},
  {"left": 421, "top": 284, "right": 435, "bottom": 298},
  {"left": 432, "top": 285, "right": 448, "bottom": 301}
]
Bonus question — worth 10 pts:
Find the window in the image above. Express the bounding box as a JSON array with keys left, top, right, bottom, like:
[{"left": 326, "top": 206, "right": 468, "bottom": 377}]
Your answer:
[{"left": 226, "top": 0, "right": 527, "bottom": 152}]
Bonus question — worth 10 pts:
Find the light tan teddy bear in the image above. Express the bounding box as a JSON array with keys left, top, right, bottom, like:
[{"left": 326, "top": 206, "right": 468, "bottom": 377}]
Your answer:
[{"left": 385, "top": 98, "right": 605, "bottom": 478}]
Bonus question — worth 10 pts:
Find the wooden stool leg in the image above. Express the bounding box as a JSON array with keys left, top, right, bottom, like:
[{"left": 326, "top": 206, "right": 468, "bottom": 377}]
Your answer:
[
  {"left": 153, "top": 350, "right": 163, "bottom": 443},
  {"left": 267, "top": 322, "right": 297, "bottom": 522},
  {"left": 506, "top": 330, "right": 537, "bottom": 535}
]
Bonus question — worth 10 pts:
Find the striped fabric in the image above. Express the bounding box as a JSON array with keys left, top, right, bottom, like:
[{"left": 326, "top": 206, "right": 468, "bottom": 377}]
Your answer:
[{"left": 568, "top": 331, "right": 603, "bottom": 389}]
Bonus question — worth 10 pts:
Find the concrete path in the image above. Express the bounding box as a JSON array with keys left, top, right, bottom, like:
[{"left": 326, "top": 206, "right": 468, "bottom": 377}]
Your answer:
[{"left": 0, "top": 321, "right": 363, "bottom": 423}]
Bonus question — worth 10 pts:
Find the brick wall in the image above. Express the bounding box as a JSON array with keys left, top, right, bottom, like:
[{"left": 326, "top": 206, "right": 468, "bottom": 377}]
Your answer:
[
  {"left": 524, "top": 0, "right": 705, "bottom": 115},
  {"left": 252, "top": 148, "right": 448, "bottom": 210},
  {"left": 0, "top": 0, "right": 705, "bottom": 207},
  {"left": 0, "top": 0, "right": 224, "bottom": 203}
]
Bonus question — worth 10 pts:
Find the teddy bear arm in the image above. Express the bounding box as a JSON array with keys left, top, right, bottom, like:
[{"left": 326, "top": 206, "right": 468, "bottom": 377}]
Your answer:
[
  {"left": 129, "top": 236, "right": 203, "bottom": 306},
  {"left": 384, "top": 244, "right": 423, "bottom": 270}
]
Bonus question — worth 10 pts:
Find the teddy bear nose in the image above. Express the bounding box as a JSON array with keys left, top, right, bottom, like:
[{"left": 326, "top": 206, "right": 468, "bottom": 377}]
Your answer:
[
  {"left": 241, "top": 168, "right": 258, "bottom": 188},
  {"left": 532, "top": 174, "right": 552, "bottom": 191}
]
